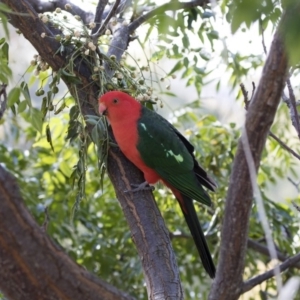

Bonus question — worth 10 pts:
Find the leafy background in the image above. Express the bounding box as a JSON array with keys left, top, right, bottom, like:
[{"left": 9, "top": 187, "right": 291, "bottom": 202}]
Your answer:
[{"left": 1, "top": 0, "right": 300, "bottom": 299}]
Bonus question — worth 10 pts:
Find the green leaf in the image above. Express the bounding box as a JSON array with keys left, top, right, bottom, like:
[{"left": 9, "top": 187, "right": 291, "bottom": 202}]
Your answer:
[
  {"left": 151, "top": 49, "right": 165, "bottom": 61},
  {"left": 7, "top": 87, "right": 21, "bottom": 107},
  {"left": 0, "top": 3, "right": 12, "bottom": 13},
  {"left": 60, "top": 161, "right": 73, "bottom": 177},
  {"left": 200, "top": 51, "right": 210, "bottom": 61},
  {"left": 183, "top": 57, "right": 189, "bottom": 68},
  {"left": 182, "top": 34, "right": 189, "bottom": 49},
  {"left": 2, "top": 42, "right": 8, "bottom": 62},
  {"left": 193, "top": 66, "right": 205, "bottom": 75},
  {"left": 61, "top": 70, "right": 82, "bottom": 84},
  {"left": 29, "top": 107, "right": 43, "bottom": 133},
  {"left": 0, "top": 12, "right": 9, "bottom": 39},
  {"left": 70, "top": 105, "right": 79, "bottom": 120},
  {"left": 168, "top": 61, "right": 183, "bottom": 76},
  {"left": 207, "top": 30, "right": 219, "bottom": 40},
  {"left": 18, "top": 100, "right": 27, "bottom": 113},
  {"left": 202, "top": 11, "right": 215, "bottom": 19},
  {"left": 21, "top": 81, "right": 32, "bottom": 107},
  {"left": 46, "top": 124, "right": 54, "bottom": 152}
]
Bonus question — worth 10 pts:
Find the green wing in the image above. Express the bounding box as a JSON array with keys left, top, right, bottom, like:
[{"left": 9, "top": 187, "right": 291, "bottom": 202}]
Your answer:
[{"left": 136, "top": 107, "right": 211, "bottom": 206}]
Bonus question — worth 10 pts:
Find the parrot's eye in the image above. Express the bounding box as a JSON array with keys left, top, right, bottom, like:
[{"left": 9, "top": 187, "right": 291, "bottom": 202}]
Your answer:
[{"left": 112, "top": 98, "right": 119, "bottom": 104}]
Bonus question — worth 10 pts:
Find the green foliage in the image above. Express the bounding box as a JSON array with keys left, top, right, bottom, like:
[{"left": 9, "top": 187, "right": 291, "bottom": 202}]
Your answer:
[
  {"left": 2, "top": 0, "right": 300, "bottom": 299},
  {"left": 0, "top": 37, "right": 11, "bottom": 83},
  {"left": 281, "top": 1, "right": 300, "bottom": 65}
]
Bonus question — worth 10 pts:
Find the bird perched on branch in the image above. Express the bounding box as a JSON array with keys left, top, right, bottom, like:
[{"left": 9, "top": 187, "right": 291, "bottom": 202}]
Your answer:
[{"left": 99, "top": 91, "right": 216, "bottom": 278}]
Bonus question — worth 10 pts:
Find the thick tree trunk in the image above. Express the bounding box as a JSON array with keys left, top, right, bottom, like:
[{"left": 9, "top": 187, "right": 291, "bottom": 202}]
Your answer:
[
  {"left": 0, "top": 165, "right": 134, "bottom": 300},
  {"left": 1, "top": 0, "right": 184, "bottom": 299},
  {"left": 209, "top": 22, "right": 288, "bottom": 300}
]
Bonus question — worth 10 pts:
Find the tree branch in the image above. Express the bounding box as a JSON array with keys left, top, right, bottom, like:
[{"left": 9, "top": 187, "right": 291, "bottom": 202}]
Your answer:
[
  {"left": 3, "top": 0, "right": 184, "bottom": 298},
  {"left": 247, "top": 239, "right": 300, "bottom": 269},
  {"left": 28, "top": 0, "right": 94, "bottom": 24},
  {"left": 92, "top": 0, "right": 109, "bottom": 34},
  {"left": 102, "top": 0, "right": 133, "bottom": 19},
  {"left": 209, "top": 18, "right": 288, "bottom": 300},
  {"left": 0, "top": 165, "right": 134, "bottom": 300},
  {"left": 128, "top": 0, "right": 209, "bottom": 32},
  {"left": 285, "top": 78, "right": 300, "bottom": 138},
  {"left": 27, "top": 0, "right": 94, "bottom": 23},
  {"left": 269, "top": 132, "right": 300, "bottom": 161},
  {"left": 0, "top": 83, "right": 7, "bottom": 120},
  {"left": 241, "top": 82, "right": 300, "bottom": 162},
  {"left": 92, "top": 0, "right": 121, "bottom": 39},
  {"left": 104, "top": 24, "right": 130, "bottom": 78},
  {"left": 242, "top": 252, "right": 300, "bottom": 294},
  {"left": 107, "top": 145, "right": 183, "bottom": 299}
]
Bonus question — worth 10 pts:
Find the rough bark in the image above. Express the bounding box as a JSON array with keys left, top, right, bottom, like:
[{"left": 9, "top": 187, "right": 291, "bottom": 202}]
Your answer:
[
  {"left": 208, "top": 24, "right": 288, "bottom": 300},
  {"left": 107, "top": 145, "right": 183, "bottom": 300},
  {"left": 1, "top": 0, "right": 187, "bottom": 299},
  {"left": 0, "top": 166, "right": 134, "bottom": 300}
]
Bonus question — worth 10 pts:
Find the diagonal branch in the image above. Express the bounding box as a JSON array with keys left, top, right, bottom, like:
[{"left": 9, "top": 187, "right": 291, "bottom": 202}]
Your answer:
[
  {"left": 92, "top": 0, "right": 109, "bottom": 34},
  {"left": 128, "top": 0, "right": 209, "bottom": 32},
  {"left": 209, "top": 17, "right": 288, "bottom": 300},
  {"left": 240, "top": 82, "right": 300, "bottom": 162},
  {"left": 242, "top": 252, "right": 300, "bottom": 294},
  {"left": 0, "top": 165, "right": 134, "bottom": 300},
  {"left": 0, "top": 83, "right": 7, "bottom": 120},
  {"left": 269, "top": 132, "right": 300, "bottom": 160},
  {"left": 27, "top": 0, "right": 94, "bottom": 23},
  {"left": 102, "top": 0, "right": 132, "bottom": 19},
  {"left": 3, "top": 0, "right": 184, "bottom": 299},
  {"left": 247, "top": 239, "right": 300, "bottom": 269},
  {"left": 285, "top": 78, "right": 300, "bottom": 138},
  {"left": 92, "top": 0, "right": 121, "bottom": 40}
]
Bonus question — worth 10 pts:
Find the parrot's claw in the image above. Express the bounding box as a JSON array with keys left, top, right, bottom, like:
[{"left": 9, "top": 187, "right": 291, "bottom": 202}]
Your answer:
[{"left": 124, "top": 182, "right": 155, "bottom": 193}]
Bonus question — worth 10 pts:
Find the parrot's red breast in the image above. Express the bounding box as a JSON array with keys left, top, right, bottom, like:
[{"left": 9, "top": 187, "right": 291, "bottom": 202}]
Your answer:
[{"left": 99, "top": 91, "right": 160, "bottom": 184}]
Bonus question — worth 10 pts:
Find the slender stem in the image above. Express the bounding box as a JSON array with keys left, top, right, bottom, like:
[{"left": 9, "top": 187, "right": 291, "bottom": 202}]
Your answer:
[
  {"left": 92, "top": 0, "right": 109, "bottom": 34},
  {"left": 92, "top": 0, "right": 121, "bottom": 40},
  {"left": 0, "top": 84, "right": 7, "bottom": 120},
  {"left": 286, "top": 78, "right": 300, "bottom": 138},
  {"left": 269, "top": 132, "right": 300, "bottom": 161},
  {"left": 247, "top": 239, "right": 300, "bottom": 269},
  {"left": 242, "top": 252, "right": 300, "bottom": 294},
  {"left": 128, "top": 0, "right": 208, "bottom": 32}
]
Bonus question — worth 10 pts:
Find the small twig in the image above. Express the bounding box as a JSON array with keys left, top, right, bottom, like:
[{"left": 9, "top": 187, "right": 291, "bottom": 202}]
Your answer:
[
  {"left": 260, "top": 20, "right": 268, "bottom": 55},
  {"left": 128, "top": 0, "right": 208, "bottom": 33},
  {"left": 102, "top": 0, "right": 132, "bottom": 19},
  {"left": 269, "top": 132, "right": 300, "bottom": 161},
  {"left": 286, "top": 79, "right": 300, "bottom": 138},
  {"left": 287, "top": 177, "right": 300, "bottom": 192},
  {"left": 247, "top": 239, "right": 300, "bottom": 269},
  {"left": 250, "top": 82, "right": 256, "bottom": 101},
  {"left": 240, "top": 83, "right": 250, "bottom": 109},
  {"left": 292, "top": 201, "right": 300, "bottom": 212},
  {"left": 0, "top": 83, "right": 7, "bottom": 120},
  {"left": 92, "top": 0, "right": 109, "bottom": 34},
  {"left": 41, "top": 206, "right": 50, "bottom": 232},
  {"left": 242, "top": 252, "right": 300, "bottom": 294},
  {"left": 104, "top": 25, "right": 130, "bottom": 78},
  {"left": 240, "top": 82, "right": 256, "bottom": 109},
  {"left": 92, "top": 0, "right": 121, "bottom": 40},
  {"left": 240, "top": 84, "right": 300, "bottom": 162}
]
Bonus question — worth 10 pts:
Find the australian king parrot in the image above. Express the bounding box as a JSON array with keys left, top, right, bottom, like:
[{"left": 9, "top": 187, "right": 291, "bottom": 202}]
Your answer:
[{"left": 99, "top": 91, "right": 216, "bottom": 278}]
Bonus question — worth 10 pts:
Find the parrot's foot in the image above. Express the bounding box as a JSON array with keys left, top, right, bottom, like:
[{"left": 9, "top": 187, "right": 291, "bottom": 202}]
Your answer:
[{"left": 125, "top": 181, "right": 155, "bottom": 193}]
